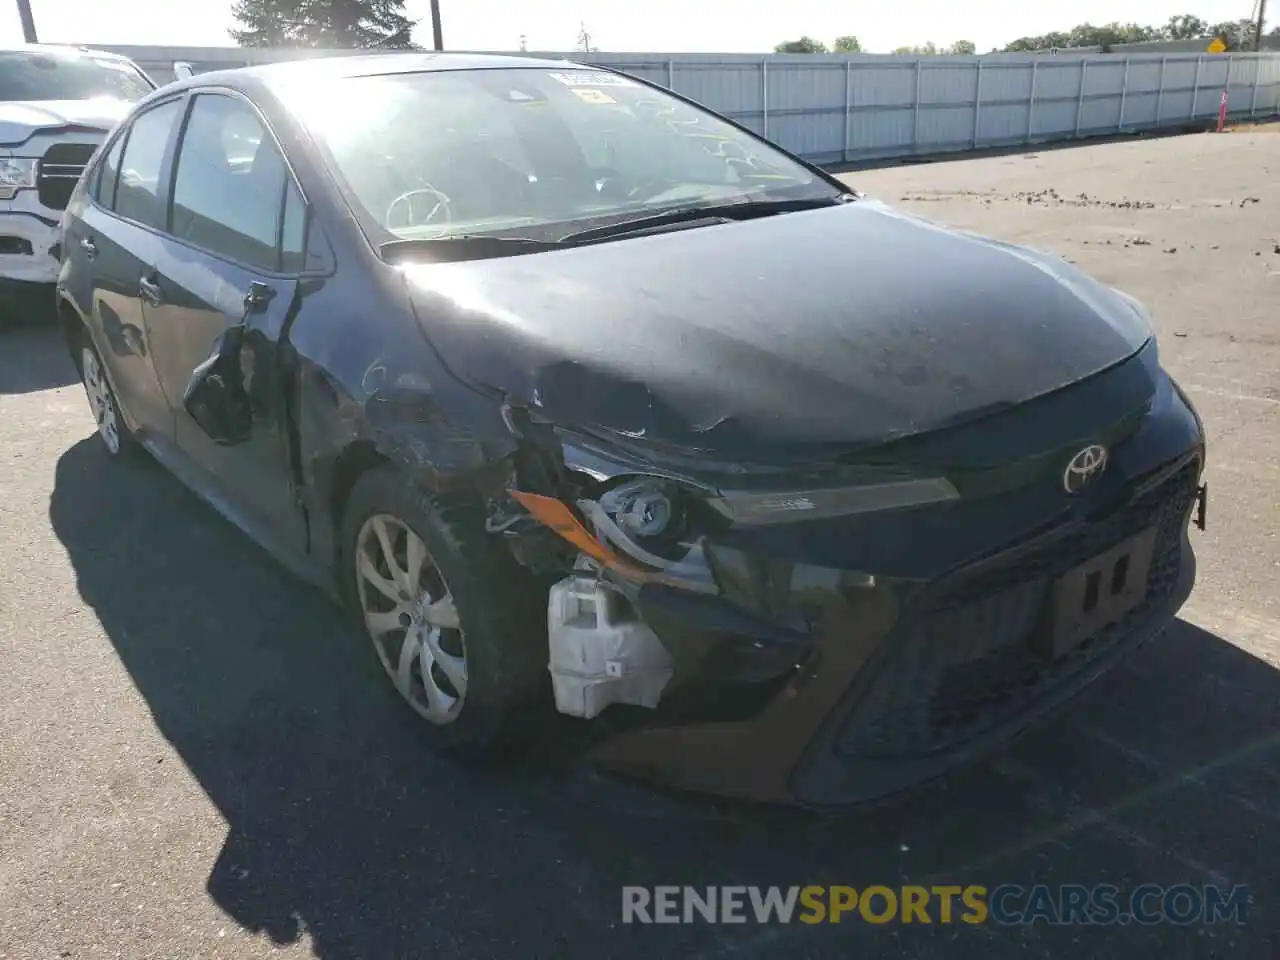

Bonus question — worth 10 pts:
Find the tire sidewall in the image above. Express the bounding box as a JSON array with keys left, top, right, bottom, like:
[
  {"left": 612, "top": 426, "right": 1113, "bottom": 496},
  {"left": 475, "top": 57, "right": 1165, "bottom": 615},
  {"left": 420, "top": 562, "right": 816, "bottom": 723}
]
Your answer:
[{"left": 77, "top": 331, "right": 135, "bottom": 458}]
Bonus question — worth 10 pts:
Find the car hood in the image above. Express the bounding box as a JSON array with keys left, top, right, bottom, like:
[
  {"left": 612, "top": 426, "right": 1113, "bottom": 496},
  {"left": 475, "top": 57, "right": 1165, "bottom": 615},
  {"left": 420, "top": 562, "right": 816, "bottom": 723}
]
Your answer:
[
  {"left": 0, "top": 98, "right": 128, "bottom": 146},
  {"left": 400, "top": 199, "right": 1151, "bottom": 462}
]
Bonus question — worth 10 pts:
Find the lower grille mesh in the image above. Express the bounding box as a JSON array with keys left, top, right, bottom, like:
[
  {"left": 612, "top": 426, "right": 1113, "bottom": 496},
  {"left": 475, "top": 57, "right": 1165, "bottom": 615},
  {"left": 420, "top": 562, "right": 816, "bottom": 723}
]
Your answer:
[{"left": 835, "top": 459, "right": 1199, "bottom": 760}]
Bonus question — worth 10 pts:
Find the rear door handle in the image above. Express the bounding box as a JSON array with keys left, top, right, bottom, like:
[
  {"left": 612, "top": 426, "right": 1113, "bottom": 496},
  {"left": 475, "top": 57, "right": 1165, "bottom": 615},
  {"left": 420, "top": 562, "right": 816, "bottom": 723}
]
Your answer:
[
  {"left": 79, "top": 237, "right": 97, "bottom": 259},
  {"left": 138, "top": 275, "right": 163, "bottom": 307}
]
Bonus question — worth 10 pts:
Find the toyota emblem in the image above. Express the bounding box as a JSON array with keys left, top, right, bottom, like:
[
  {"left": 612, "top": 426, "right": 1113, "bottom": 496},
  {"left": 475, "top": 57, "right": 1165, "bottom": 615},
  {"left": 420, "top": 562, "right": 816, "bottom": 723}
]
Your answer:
[{"left": 1063, "top": 444, "right": 1108, "bottom": 493}]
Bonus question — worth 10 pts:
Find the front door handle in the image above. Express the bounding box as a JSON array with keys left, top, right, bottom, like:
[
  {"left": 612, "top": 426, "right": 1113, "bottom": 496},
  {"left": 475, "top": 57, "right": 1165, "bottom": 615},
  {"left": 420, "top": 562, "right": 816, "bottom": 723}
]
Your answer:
[
  {"left": 138, "top": 275, "right": 163, "bottom": 307},
  {"left": 79, "top": 236, "right": 97, "bottom": 259},
  {"left": 243, "top": 280, "right": 275, "bottom": 314}
]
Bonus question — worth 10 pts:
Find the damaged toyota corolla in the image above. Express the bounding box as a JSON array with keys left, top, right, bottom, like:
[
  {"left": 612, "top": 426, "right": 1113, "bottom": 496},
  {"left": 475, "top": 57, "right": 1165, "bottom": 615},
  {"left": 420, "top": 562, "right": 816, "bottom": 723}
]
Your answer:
[{"left": 58, "top": 54, "right": 1209, "bottom": 807}]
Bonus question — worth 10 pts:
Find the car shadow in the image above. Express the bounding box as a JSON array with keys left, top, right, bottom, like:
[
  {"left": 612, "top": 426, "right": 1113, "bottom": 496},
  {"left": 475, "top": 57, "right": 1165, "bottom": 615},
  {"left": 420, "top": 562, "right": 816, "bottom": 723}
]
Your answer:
[
  {"left": 50, "top": 436, "right": 1279, "bottom": 959},
  {"left": 0, "top": 322, "right": 78, "bottom": 394}
]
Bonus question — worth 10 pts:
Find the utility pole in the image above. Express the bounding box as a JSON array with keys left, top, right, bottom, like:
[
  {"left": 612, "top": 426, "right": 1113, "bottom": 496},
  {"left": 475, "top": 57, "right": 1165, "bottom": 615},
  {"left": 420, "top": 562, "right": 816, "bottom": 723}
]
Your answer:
[
  {"left": 429, "top": 0, "right": 443, "bottom": 50},
  {"left": 16, "top": 0, "right": 37, "bottom": 43},
  {"left": 578, "top": 22, "right": 592, "bottom": 54},
  {"left": 1254, "top": 0, "right": 1268, "bottom": 49}
]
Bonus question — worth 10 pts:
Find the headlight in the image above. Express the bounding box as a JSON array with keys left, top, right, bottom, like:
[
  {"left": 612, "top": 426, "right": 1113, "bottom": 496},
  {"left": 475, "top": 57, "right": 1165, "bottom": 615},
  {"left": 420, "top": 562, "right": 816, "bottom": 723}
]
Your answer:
[
  {"left": 0, "top": 158, "right": 37, "bottom": 199},
  {"left": 707, "top": 477, "right": 959, "bottom": 526}
]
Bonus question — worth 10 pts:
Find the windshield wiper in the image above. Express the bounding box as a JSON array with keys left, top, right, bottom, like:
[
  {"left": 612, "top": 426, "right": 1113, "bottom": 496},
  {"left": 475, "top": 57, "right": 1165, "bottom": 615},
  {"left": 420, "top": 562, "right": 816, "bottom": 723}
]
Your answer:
[
  {"left": 558, "top": 194, "right": 854, "bottom": 245},
  {"left": 380, "top": 235, "right": 572, "bottom": 264}
]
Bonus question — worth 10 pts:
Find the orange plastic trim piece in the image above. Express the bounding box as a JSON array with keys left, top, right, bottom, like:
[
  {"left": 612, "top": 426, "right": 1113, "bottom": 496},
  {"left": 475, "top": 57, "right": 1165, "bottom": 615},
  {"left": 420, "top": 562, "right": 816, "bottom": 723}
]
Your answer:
[{"left": 509, "top": 490, "right": 651, "bottom": 579}]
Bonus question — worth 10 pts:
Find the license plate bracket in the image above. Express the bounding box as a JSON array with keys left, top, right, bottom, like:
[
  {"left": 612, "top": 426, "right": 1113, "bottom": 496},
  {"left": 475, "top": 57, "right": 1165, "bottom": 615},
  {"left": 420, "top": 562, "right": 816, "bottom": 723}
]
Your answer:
[{"left": 1034, "top": 526, "right": 1158, "bottom": 659}]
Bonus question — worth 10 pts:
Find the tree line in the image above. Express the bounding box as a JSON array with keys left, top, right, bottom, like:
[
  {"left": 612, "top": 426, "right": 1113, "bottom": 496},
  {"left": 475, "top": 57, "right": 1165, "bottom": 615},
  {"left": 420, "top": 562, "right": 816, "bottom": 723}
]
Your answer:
[
  {"left": 1003, "top": 14, "right": 1275, "bottom": 52},
  {"left": 226, "top": 2, "right": 1276, "bottom": 53},
  {"left": 776, "top": 14, "right": 1279, "bottom": 57}
]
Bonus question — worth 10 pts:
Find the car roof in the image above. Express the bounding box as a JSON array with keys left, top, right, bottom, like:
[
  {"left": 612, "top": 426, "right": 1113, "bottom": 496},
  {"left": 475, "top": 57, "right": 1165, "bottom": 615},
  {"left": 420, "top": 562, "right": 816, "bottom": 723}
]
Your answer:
[
  {"left": 172, "top": 52, "right": 606, "bottom": 96},
  {"left": 0, "top": 43, "right": 140, "bottom": 64}
]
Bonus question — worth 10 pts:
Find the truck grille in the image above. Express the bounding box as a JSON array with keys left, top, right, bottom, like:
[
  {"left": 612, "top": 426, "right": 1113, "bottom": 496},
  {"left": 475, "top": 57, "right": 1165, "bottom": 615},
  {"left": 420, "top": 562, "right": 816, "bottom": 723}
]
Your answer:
[
  {"left": 38, "top": 143, "right": 97, "bottom": 211},
  {"left": 833, "top": 457, "right": 1200, "bottom": 760}
]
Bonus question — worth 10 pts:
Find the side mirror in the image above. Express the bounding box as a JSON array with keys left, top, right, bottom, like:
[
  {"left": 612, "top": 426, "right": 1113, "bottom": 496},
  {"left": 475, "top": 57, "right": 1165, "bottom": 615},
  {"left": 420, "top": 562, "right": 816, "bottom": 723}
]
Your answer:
[
  {"left": 173, "top": 62, "right": 194, "bottom": 81},
  {"left": 183, "top": 326, "right": 251, "bottom": 445}
]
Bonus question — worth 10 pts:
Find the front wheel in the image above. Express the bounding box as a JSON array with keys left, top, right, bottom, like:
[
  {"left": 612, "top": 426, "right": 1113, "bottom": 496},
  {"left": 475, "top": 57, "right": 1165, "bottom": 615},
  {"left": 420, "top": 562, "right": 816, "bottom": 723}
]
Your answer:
[
  {"left": 78, "top": 336, "right": 136, "bottom": 457},
  {"left": 340, "top": 467, "right": 547, "bottom": 757}
]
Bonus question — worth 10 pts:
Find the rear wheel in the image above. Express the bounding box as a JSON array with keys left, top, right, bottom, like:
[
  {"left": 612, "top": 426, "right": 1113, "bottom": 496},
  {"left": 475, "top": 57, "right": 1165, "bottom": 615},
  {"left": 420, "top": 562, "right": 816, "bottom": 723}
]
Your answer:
[
  {"left": 78, "top": 337, "right": 136, "bottom": 457},
  {"left": 340, "top": 467, "right": 547, "bottom": 756}
]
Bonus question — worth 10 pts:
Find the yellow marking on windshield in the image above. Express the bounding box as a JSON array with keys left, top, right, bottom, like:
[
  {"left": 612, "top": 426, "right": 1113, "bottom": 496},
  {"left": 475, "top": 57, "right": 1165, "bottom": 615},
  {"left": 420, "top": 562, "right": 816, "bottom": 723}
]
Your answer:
[{"left": 571, "top": 88, "right": 616, "bottom": 105}]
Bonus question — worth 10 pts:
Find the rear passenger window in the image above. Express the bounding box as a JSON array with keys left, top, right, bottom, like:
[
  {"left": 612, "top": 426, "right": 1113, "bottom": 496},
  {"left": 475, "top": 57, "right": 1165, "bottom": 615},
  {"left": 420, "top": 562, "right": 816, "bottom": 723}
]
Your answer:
[
  {"left": 93, "top": 133, "right": 125, "bottom": 209},
  {"left": 170, "top": 94, "right": 292, "bottom": 271},
  {"left": 113, "top": 99, "right": 181, "bottom": 228}
]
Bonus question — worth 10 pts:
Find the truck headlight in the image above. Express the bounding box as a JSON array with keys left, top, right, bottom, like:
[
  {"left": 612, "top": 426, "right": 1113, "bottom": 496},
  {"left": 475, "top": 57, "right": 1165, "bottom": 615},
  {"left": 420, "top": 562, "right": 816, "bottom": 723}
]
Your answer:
[{"left": 0, "top": 158, "right": 38, "bottom": 199}]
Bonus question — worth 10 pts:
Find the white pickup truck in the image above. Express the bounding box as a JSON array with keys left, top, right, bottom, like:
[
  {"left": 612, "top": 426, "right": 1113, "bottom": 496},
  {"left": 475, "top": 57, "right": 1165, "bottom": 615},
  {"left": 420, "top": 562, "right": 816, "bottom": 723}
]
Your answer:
[{"left": 0, "top": 45, "right": 155, "bottom": 317}]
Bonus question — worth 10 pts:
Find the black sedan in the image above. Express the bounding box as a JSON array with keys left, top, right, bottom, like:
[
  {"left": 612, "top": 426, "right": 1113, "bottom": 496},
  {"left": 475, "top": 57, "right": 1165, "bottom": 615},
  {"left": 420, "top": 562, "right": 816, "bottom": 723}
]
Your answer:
[{"left": 56, "top": 53, "right": 1207, "bottom": 807}]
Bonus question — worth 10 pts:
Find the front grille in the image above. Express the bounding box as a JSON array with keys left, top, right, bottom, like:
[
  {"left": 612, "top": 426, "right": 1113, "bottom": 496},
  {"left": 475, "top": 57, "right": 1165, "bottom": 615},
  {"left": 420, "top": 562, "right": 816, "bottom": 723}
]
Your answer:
[
  {"left": 37, "top": 143, "right": 97, "bottom": 211},
  {"left": 834, "top": 458, "right": 1200, "bottom": 760}
]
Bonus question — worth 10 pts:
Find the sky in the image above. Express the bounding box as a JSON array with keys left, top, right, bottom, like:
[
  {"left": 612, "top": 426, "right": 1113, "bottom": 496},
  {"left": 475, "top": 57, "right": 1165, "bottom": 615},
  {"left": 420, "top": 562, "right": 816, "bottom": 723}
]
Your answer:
[{"left": 0, "top": 1, "right": 1262, "bottom": 54}]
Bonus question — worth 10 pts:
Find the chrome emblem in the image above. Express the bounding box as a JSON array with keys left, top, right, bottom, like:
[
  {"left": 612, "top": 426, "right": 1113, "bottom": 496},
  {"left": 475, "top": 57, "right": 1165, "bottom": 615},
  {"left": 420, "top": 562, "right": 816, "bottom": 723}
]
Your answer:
[{"left": 1063, "top": 444, "right": 1108, "bottom": 493}]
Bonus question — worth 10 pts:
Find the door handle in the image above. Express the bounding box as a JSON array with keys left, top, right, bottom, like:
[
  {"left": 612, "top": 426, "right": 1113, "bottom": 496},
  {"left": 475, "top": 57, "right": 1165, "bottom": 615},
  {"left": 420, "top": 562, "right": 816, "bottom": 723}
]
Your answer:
[
  {"left": 243, "top": 280, "right": 275, "bottom": 313},
  {"left": 79, "top": 236, "right": 97, "bottom": 259},
  {"left": 138, "top": 275, "right": 163, "bottom": 307}
]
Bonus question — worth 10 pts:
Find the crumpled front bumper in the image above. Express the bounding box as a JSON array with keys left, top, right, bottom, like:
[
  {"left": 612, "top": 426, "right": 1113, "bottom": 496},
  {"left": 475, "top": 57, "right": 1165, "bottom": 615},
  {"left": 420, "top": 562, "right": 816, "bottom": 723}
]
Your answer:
[
  {"left": 0, "top": 206, "right": 62, "bottom": 284},
  {"left": 587, "top": 456, "right": 1201, "bottom": 808}
]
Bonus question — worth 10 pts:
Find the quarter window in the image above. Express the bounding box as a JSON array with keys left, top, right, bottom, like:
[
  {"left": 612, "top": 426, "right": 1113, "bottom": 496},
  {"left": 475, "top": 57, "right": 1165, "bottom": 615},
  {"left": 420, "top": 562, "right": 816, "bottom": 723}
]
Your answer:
[
  {"left": 93, "top": 132, "right": 126, "bottom": 210},
  {"left": 280, "top": 181, "right": 306, "bottom": 272},
  {"left": 170, "top": 94, "right": 293, "bottom": 271},
  {"left": 113, "top": 99, "right": 182, "bottom": 229}
]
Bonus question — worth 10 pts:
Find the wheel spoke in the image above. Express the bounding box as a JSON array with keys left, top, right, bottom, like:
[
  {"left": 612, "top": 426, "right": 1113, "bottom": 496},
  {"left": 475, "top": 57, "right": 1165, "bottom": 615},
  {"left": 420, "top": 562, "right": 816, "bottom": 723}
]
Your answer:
[
  {"left": 372, "top": 516, "right": 409, "bottom": 592},
  {"left": 405, "top": 532, "right": 428, "bottom": 595},
  {"left": 418, "top": 639, "right": 462, "bottom": 712},
  {"left": 357, "top": 552, "right": 401, "bottom": 603},
  {"left": 365, "top": 607, "right": 405, "bottom": 636},
  {"left": 422, "top": 593, "right": 459, "bottom": 630},
  {"left": 395, "top": 630, "right": 420, "bottom": 695},
  {"left": 424, "top": 628, "right": 467, "bottom": 697}
]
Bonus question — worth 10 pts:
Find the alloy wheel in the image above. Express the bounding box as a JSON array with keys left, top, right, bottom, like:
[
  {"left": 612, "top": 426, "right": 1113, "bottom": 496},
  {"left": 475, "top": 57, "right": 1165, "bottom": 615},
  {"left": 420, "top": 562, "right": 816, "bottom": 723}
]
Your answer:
[
  {"left": 355, "top": 513, "right": 467, "bottom": 724},
  {"left": 80, "top": 346, "right": 121, "bottom": 455}
]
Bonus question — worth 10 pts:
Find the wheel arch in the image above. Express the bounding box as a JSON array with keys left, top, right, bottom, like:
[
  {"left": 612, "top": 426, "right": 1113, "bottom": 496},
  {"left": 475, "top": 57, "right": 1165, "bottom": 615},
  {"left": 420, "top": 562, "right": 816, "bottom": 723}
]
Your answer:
[
  {"left": 329, "top": 440, "right": 389, "bottom": 539},
  {"left": 56, "top": 292, "right": 87, "bottom": 375}
]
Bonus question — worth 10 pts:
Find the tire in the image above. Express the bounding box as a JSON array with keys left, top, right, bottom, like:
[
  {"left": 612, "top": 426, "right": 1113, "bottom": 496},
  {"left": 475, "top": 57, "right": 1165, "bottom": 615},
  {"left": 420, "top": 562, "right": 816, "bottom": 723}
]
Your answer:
[
  {"left": 76, "top": 330, "right": 138, "bottom": 458},
  {"left": 339, "top": 466, "right": 548, "bottom": 757}
]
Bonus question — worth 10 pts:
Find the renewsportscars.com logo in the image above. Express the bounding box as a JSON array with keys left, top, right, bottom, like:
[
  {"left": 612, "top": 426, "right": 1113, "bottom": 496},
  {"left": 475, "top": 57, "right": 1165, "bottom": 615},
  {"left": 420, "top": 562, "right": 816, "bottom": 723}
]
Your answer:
[{"left": 622, "top": 884, "right": 1251, "bottom": 926}]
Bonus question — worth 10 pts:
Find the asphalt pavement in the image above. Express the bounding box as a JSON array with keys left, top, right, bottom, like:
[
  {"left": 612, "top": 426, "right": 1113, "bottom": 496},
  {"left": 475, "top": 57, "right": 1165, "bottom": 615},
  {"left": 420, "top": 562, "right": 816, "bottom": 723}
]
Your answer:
[{"left": 1, "top": 127, "right": 1277, "bottom": 959}]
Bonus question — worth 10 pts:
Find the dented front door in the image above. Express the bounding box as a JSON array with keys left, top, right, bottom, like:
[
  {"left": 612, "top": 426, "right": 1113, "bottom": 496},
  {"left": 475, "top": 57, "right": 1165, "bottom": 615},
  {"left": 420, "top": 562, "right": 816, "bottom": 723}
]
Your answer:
[
  {"left": 142, "top": 91, "right": 309, "bottom": 555},
  {"left": 143, "top": 242, "right": 304, "bottom": 551}
]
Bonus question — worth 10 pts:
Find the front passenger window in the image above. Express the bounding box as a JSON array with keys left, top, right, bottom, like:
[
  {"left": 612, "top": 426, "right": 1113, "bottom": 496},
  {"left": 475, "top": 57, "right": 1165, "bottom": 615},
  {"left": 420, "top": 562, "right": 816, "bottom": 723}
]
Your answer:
[{"left": 170, "top": 94, "right": 291, "bottom": 271}]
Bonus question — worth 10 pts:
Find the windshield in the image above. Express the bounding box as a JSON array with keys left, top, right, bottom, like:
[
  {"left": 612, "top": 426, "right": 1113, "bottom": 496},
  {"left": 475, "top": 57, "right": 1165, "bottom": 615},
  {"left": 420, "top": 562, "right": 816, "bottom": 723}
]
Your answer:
[
  {"left": 0, "top": 51, "right": 154, "bottom": 103},
  {"left": 279, "top": 67, "right": 840, "bottom": 243}
]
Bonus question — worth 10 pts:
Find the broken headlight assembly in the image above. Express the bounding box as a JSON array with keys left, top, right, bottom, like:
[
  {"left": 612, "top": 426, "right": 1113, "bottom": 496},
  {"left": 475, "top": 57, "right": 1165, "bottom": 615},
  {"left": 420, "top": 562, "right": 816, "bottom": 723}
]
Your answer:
[{"left": 512, "top": 473, "right": 722, "bottom": 594}]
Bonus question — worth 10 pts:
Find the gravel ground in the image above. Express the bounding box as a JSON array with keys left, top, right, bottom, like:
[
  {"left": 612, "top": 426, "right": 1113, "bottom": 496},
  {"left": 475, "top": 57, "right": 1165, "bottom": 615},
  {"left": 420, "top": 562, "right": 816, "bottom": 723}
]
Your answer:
[{"left": 1, "top": 128, "right": 1277, "bottom": 960}]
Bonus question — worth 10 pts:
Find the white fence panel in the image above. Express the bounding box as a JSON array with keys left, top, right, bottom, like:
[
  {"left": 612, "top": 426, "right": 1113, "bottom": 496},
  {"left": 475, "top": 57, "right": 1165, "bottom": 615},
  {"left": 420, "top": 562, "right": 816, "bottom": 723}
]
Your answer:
[{"left": 95, "top": 45, "right": 1280, "bottom": 163}]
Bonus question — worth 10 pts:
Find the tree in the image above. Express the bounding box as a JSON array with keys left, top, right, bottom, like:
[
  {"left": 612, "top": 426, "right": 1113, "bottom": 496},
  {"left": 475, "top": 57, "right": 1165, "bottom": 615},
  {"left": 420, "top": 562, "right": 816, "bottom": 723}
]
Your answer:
[
  {"left": 1207, "top": 19, "right": 1258, "bottom": 49},
  {"left": 947, "top": 40, "right": 976, "bottom": 55},
  {"left": 893, "top": 42, "right": 940, "bottom": 56},
  {"left": 1003, "top": 21, "right": 1157, "bottom": 52},
  {"left": 774, "top": 36, "right": 828, "bottom": 53},
  {"left": 833, "top": 35, "right": 862, "bottom": 53},
  {"left": 1162, "top": 14, "right": 1209, "bottom": 39},
  {"left": 1004, "top": 31, "right": 1069, "bottom": 52},
  {"left": 230, "top": 0, "right": 416, "bottom": 48}
]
